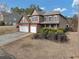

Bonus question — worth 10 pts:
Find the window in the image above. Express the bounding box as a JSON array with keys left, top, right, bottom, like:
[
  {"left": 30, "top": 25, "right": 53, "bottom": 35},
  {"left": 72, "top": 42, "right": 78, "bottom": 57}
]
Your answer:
[
  {"left": 53, "top": 15, "right": 58, "bottom": 22},
  {"left": 31, "top": 16, "right": 38, "bottom": 21},
  {"left": 49, "top": 16, "right": 52, "bottom": 21}
]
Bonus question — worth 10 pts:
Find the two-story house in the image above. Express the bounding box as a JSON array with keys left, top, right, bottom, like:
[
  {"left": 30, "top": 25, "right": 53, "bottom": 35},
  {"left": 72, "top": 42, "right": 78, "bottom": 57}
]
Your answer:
[{"left": 18, "top": 9, "right": 68, "bottom": 33}]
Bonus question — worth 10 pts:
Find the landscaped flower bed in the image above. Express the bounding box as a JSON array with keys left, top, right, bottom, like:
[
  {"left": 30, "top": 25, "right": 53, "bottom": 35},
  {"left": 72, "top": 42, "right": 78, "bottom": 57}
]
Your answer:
[{"left": 32, "top": 28, "right": 69, "bottom": 43}]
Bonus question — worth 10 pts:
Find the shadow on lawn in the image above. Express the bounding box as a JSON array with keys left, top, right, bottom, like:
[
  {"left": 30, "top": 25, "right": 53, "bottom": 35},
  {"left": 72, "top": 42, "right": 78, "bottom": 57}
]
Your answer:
[
  {"left": 0, "top": 48, "right": 16, "bottom": 59},
  {"left": 32, "top": 33, "right": 70, "bottom": 43}
]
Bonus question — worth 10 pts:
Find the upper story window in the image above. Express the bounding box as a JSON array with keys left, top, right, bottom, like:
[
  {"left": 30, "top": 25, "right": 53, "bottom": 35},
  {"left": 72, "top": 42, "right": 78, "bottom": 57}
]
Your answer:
[
  {"left": 49, "top": 16, "right": 52, "bottom": 21},
  {"left": 31, "top": 16, "right": 38, "bottom": 21},
  {"left": 53, "top": 15, "right": 58, "bottom": 21}
]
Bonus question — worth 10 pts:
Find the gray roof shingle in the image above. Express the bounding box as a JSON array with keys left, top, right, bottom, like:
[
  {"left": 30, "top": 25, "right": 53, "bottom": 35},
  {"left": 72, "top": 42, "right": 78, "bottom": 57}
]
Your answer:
[{"left": 44, "top": 11, "right": 61, "bottom": 15}]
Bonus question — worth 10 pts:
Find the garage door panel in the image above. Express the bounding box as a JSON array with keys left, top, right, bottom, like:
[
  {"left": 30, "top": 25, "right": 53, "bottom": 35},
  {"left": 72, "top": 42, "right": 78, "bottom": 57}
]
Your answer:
[
  {"left": 30, "top": 26, "right": 37, "bottom": 33},
  {"left": 19, "top": 26, "right": 29, "bottom": 32},
  {"left": 19, "top": 26, "right": 23, "bottom": 32}
]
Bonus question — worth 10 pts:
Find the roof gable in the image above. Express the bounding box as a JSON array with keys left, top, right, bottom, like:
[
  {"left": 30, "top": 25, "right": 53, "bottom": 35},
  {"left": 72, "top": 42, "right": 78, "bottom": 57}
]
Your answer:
[
  {"left": 32, "top": 10, "right": 39, "bottom": 15},
  {"left": 32, "top": 9, "right": 44, "bottom": 16},
  {"left": 19, "top": 16, "right": 29, "bottom": 23}
]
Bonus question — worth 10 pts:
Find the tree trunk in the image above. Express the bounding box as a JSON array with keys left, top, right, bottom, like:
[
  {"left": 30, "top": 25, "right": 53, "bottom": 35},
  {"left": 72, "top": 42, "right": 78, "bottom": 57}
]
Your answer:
[{"left": 78, "top": 13, "right": 79, "bottom": 33}]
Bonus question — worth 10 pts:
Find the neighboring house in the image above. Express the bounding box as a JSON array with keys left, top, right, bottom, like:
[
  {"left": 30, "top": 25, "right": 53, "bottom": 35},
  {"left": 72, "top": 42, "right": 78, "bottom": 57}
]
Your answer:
[
  {"left": 18, "top": 9, "right": 68, "bottom": 33},
  {"left": 0, "top": 12, "right": 4, "bottom": 21},
  {"left": 0, "top": 12, "right": 5, "bottom": 25},
  {"left": 0, "top": 11, "right": 21, "bottom": 26}
]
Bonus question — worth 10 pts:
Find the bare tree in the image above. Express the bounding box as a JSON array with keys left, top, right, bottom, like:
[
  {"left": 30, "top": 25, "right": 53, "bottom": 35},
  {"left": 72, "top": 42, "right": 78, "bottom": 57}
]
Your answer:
[
  {"left": 73, "top": 0, "right": 79, "bottom": 32},
  {"left": 76, "top": 3, "right": 79, "bottom": 32}
]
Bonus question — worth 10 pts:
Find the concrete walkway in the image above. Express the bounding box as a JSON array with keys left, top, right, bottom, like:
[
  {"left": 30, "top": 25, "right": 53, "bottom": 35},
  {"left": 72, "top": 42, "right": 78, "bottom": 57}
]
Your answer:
[{"left": 0, "top": 32, "right": 32, "bottom": 46}]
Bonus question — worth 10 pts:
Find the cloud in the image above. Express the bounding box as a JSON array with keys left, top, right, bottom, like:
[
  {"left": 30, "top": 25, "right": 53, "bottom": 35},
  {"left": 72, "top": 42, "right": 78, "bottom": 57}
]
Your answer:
[
  {"left": 53, "top": 8, "right": 67, "bottom": 12},
  {"left": 73, "top": 11, "right": 79, "bottom": 14},
  {"left": 72, "top": 0, "right": 79, "bottom": 7},
  {"left": 40, "top": 7, "right": 45, "bottom": 10}
]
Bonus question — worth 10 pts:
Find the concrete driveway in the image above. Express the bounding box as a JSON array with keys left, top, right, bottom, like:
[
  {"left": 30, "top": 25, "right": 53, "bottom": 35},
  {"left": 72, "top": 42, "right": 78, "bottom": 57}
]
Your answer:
[{"left": 0, "top": 32, "right": 32, "bottom": 46}]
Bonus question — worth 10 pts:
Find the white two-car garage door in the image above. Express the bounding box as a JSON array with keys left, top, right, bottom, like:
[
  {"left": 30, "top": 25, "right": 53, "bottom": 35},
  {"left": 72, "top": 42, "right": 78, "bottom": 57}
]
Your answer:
[
  {"left": 30, "top": 26, "right": 37, "bottom": 33},
  {"left": 19, "top": 26, "right": 29, "bottom": 32}
]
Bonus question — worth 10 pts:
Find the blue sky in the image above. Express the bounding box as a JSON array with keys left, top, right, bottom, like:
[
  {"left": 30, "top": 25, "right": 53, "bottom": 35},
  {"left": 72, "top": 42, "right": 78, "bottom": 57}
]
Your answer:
[{"left": 0, "top": 0, "right": 77, "bottom": 16}]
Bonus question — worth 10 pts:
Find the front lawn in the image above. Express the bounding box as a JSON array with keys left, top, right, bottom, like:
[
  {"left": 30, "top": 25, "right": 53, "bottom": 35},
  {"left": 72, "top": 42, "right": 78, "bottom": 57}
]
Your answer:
[{"left": 2, "top": 35, "right": 79, "bottom": 59}]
